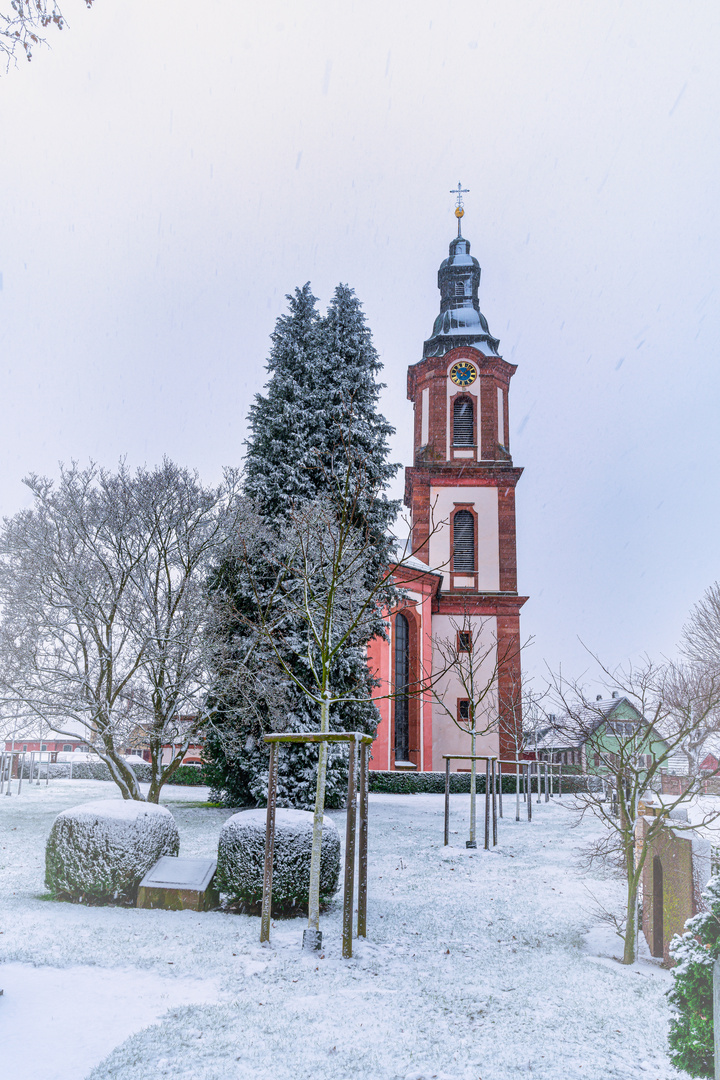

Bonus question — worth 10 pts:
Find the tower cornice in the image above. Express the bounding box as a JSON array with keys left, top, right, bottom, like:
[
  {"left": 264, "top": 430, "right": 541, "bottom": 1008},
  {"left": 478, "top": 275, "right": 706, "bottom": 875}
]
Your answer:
[
  {"left": 433, "top": 593, "right": 529, "bottom": 616},
  {"left": 407, "top": 346, "right": 517, "bottom": 401},
  {"left": 404, "top": 464, "right": 523, "bottom": 508}
]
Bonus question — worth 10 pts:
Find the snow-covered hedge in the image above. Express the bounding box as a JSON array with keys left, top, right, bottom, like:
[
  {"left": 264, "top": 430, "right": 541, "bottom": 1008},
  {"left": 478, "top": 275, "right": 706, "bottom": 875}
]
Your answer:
[
  {"left": 45, "top": 761, "right": 207, "bottom": 785},
  {"left": 367, "top": 770, "right": 595, "bottom": 795},
  {"left": 46, "top": 760, "right": 144, "bottom": 782},
  {"left": 216, "top": 808, "right": 340, "bottom": 912},
  {"left": 45, "top": 799, "right": 180, "bottom": 904}
]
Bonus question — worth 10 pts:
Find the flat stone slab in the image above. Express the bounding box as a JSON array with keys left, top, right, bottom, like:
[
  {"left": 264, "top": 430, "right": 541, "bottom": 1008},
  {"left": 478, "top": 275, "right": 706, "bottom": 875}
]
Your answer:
[{"left": 136, "top": 856, "right": 218, "bottom": 912}]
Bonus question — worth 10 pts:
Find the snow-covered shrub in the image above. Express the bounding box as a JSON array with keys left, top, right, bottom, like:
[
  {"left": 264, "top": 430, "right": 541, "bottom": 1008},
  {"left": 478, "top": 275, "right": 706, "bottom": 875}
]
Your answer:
[
  {"left": 45, "top": 799, "right": 180, "bottom": 904},
  {"left": 667, "top": 874, "right": 720, "bottom": 1077},
  {"left": 216, "top": 808, "right": 340, "bottom": 912},
  {"left": 163, "top": 764, "right": 207, "bottom": 786},
  {"left": 47, "top": 760, "right": 206, "bottom": 785},
  {"left": 366, "top": 770, "right": 594, "bottom": 795},
  {"left": 46, "top": 759, "right": 154, "bottom": 782}
]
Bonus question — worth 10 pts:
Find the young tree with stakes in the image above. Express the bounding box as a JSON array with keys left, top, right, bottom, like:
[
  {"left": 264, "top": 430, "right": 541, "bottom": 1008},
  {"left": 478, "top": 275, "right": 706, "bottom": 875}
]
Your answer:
[
  {"left": 221, "top": 452, "right": 444, "bottom": 947},
  {"left": 426, "top": 613, "right": 513, "bottom": 846},
  {"left": 0, "top": 459, "right": 245, "bottom": 802},
  {"left": 548, "top": 655, "right": 720, "bottom": 964},
  {"left": 497, "top": 669, "right": 545, "bottom": 819}
]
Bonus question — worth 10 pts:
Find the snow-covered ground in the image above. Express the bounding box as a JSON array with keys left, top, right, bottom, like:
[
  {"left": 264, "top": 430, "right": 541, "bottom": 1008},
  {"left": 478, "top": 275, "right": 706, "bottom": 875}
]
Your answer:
[{"left": 0, "top": 779, "right": 691, "bottom": 1080}]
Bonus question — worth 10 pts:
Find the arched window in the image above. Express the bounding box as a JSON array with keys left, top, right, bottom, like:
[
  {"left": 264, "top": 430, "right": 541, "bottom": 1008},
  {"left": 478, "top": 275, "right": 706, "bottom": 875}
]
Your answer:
[
  {"left": 453, "top": 510, "right": 475, "bottom": 572},
  {"left": 453, "top": 397, "right": 474, "bottom": 446},
  {"left": 394, "top": 613, "right": 410, "bottom": 762}
]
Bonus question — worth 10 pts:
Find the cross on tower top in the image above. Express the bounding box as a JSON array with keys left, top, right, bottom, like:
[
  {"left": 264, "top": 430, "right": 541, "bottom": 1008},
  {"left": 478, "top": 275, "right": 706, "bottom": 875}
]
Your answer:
[
  {"left": 450, "top": 182, "right": 470, "bottom": 235},
  {"left": 451, "top": 182, "right": 469, "bottom": 209}
]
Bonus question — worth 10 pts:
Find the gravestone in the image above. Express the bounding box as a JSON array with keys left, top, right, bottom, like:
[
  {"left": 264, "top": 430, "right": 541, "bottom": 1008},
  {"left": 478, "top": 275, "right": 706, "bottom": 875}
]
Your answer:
[
  {"left": 136, "top": 855, "right": 218, "bottom": 911},
  {"left": 637, "top": 804, "right": 710, "bottom": 964}
]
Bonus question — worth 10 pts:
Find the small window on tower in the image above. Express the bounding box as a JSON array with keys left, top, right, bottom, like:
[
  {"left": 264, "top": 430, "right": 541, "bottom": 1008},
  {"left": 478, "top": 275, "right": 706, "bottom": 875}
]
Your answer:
[
  {"left": 453, "top": 397, "right": 474, "bottom": 446},
  {"left": 457, "top": 630, "right": 472, "bottom": 652},
  {"left": 458, "top": 699, "right": 471, "bottom": 723}
]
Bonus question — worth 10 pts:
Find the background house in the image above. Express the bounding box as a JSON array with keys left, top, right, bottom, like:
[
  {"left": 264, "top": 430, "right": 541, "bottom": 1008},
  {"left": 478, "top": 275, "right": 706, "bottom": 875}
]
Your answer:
[{"left": 523, "top": 694, "right": 670, "bottom": 775}]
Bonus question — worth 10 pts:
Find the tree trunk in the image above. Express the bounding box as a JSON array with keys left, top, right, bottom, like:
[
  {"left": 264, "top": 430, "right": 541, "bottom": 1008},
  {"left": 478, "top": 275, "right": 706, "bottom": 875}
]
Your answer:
[
  {"left": 622, "top": 827, "right": 643, "bottom": 965},
  {"left": 307, "top": 690, "right": 331, "bottom": 932},
  {"left": 146, "top": 742, "right": 163, "bottom": 803},
  {"left": 148, "top": 738, "right": 191, "bottom": 803},
  {"left": 622, "top": 870, "right": 640, "bottom": 964},
  {"left": 103, "top": 750, "right": 144, "bottom": 801}
]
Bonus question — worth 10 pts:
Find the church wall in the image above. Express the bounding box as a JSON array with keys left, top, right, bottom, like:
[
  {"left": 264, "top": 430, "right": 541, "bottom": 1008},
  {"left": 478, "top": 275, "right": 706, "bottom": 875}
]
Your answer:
[
  {"left": 432, "top": 713, "right": 500, "bottom": 773},
  {"left": 366, "top": 577, "right": 436, "bottom": 772},
  {"left": 430, "top": 614, "right": 499, "bottom": 771},
  {"left": 367, "top": 616, "right": 392, "bottom": 771},
  {"left": 428, "top": 486, "right": 499, "bottom": 592}
]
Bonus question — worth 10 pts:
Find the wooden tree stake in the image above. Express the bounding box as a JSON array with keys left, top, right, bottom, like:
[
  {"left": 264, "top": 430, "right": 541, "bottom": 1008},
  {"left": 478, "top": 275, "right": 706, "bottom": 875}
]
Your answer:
[
  {"left": 342, "top": 738, "right": 358, "bottom": 959},
  {"left": 357, "top": 740, "right": 369, "bottom": 937},
  {"left": 260, "top": 741, "right": 278, "bottom": 943}
]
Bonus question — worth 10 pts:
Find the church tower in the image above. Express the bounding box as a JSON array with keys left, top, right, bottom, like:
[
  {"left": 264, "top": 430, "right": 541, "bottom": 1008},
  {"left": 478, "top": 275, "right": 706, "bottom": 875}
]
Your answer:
[{"left": 404, "top": 195, "right": 527, "bottom": 762}]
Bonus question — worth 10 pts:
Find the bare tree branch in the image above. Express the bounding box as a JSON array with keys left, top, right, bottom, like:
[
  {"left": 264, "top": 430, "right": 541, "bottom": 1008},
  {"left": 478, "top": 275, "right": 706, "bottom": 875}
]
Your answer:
[
  {"left": 546, "top": 652, "right": 720, "bottom": 963},
  {"left": 0, "top": 0, "right": 93, "bottom": 69},
  {"left": 0, "top": 459, "right": 247, "bottom": 801}
]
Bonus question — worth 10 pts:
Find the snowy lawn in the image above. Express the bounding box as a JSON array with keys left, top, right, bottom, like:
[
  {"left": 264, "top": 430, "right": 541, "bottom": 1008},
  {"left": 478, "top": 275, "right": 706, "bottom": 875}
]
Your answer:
[{"left": 0, "top": 779, "right": 691, "bottom": 1080}]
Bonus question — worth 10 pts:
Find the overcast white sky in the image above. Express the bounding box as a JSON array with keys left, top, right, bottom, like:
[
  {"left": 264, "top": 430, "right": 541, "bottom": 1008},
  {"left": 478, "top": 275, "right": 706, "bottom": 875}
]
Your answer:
[{"left": 1, "top": 0, "right": 718, "bottom": 684}]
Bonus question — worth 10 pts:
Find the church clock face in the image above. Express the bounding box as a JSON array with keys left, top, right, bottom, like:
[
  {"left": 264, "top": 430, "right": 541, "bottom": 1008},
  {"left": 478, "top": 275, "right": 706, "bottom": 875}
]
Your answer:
[{"left": 449, "top": 361, "right": 477, "bottom": 387}]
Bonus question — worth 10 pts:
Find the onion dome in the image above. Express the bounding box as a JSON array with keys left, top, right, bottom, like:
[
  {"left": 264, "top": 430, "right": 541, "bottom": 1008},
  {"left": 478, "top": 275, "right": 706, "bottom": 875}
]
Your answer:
[{"left": 423, "top": 232, "right": 500, "bottom": 359}]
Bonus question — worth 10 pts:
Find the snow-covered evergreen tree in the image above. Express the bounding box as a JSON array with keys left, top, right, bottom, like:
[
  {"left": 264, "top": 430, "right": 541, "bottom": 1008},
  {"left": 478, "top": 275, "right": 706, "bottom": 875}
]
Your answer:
[
  {"left": 205, "top": 283, "right": 399, "bottom": 808},
  {"left": 668, "top": 874, "right": 720, "bottom": 1076}
]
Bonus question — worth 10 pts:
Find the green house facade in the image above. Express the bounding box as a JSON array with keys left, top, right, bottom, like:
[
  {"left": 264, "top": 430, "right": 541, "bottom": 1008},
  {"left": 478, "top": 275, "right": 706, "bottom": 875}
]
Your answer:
[
  {"left": 582, "top": 697, "right": 669, "bottom": 775},
  {"left": 529, "top": 695, "right": 670, "bottom": 775}
]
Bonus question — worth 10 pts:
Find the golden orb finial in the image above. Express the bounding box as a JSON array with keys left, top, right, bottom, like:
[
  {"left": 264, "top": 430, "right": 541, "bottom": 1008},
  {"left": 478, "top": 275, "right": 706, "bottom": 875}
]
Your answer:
[{"left": 450, "top": 182, "right": 469, "bottom": 236}]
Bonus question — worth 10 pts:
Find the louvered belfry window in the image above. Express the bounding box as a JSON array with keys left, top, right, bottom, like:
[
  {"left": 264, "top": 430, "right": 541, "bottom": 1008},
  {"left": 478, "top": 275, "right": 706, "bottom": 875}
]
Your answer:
[
  {"left": 453, "top": 397, "right": 473, "bottom": 446},
  {"left": 394, "top": 613, "right": 410, "bottom": 762},
  {"left": 453, "top": 510, "right": 475, "bottom": 572}
]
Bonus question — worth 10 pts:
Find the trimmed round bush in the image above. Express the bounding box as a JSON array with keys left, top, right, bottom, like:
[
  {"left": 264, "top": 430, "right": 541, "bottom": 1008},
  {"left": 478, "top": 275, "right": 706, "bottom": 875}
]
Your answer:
[
  {"left": 45, "top": 799, "right": 180, "bottom": 904},
  {"left": 217, "top": 808, "right": 340, "bottom": 912}
]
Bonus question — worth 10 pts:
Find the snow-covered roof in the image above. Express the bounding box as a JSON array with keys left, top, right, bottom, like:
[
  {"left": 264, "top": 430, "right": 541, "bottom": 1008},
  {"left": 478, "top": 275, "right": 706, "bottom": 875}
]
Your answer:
[
  {"left": 526, "top": 727, "right": 583, "bottom": 751},
  {"left": 532, "top": 697, "right": 650, "bottom": 749},
  {"left": 397, "top": 553, "right": 443, "bottom": 577},
  {"left": 388, "top": 543, "right": 444, "bottom": 583}
]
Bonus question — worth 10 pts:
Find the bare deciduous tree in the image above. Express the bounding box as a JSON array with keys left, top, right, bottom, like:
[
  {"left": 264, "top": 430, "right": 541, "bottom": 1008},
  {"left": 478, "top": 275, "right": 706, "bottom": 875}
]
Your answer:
[
  {"left": 548, "top": 654, "right": 720, "bottom": 964},
  {"left": 679, "top": 583, "right": 720, "bottom": 771},
  {"left": 0, "top": 459, "right": 245, "bottom": 801},
  {"left": 426, "top": 612, "right": 510, "bottom": 846},
  {"left": 219, "top": 454, "right": 446, "bottom": 944},
  {"left": 682, "top": 582, "right": 720, "bottom": 672}
]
